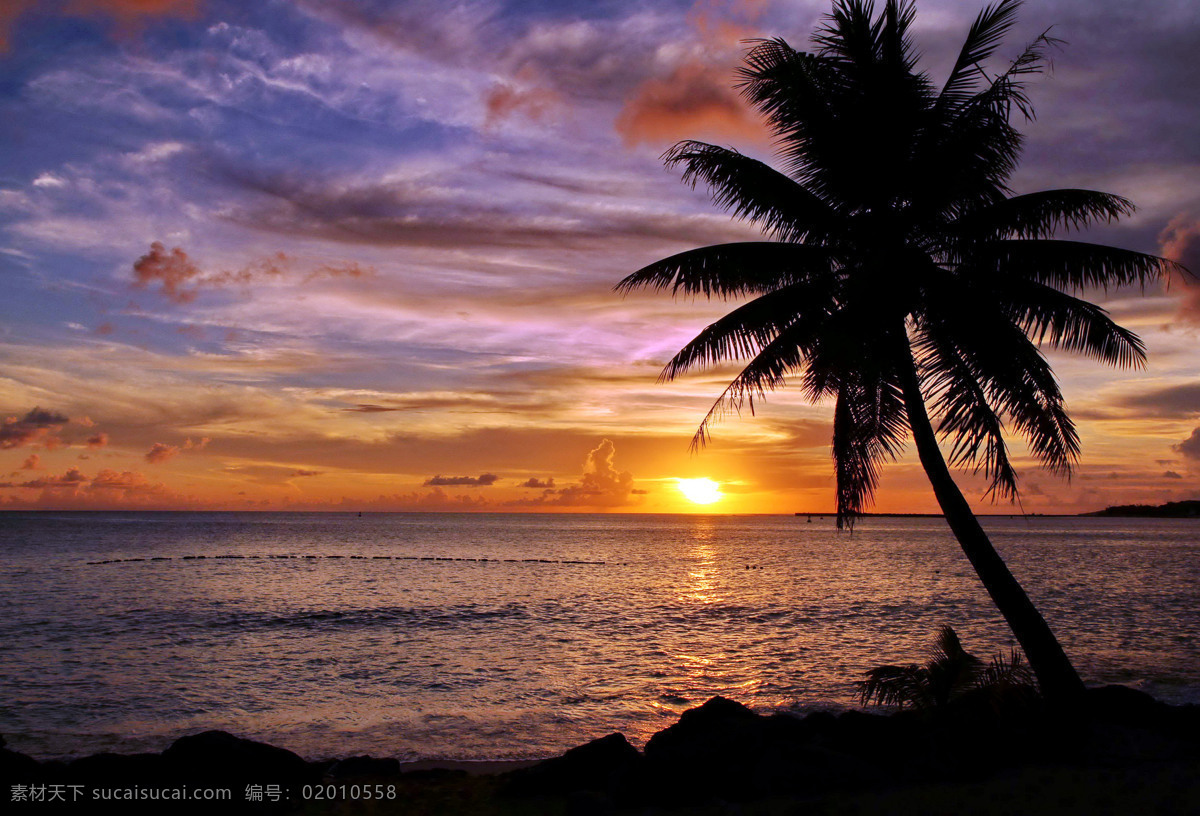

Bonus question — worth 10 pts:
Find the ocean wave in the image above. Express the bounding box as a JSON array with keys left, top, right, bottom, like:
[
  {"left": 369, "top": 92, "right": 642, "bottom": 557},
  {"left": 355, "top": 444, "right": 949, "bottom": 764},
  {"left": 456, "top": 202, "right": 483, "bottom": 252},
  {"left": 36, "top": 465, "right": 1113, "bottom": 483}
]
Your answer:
[{"left": 205, "top": 603, "right": 530, "bottom": 632}]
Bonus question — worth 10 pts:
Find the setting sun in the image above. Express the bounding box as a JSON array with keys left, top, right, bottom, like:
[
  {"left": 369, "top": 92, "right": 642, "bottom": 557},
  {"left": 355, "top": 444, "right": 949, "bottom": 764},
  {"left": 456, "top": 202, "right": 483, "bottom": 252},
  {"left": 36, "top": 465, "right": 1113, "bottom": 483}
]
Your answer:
[{"left": 677, "top": 478, "right": 723, "bottom": 505}]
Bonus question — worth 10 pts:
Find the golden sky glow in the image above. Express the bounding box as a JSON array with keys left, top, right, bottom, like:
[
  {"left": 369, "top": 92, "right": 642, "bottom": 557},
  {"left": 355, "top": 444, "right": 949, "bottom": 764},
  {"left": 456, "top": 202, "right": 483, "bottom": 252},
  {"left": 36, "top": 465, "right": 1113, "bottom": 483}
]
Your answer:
[{"left": 1, "top": 1, "right": 1198, "bottom": 514}]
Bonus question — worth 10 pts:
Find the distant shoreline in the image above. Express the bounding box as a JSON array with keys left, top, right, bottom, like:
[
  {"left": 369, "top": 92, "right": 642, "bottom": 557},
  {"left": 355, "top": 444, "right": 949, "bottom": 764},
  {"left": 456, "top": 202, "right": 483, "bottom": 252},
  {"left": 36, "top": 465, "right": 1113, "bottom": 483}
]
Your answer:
[{"left": 1, "top": 507, "right": 1197, "bottom": 518}]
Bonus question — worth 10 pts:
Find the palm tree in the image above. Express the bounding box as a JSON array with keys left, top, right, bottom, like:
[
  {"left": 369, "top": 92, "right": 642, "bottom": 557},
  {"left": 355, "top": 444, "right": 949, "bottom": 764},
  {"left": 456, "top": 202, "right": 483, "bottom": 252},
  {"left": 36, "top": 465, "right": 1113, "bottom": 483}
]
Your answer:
[{"left": 617, "top": 0, "right": 1179, "bottom": 705}]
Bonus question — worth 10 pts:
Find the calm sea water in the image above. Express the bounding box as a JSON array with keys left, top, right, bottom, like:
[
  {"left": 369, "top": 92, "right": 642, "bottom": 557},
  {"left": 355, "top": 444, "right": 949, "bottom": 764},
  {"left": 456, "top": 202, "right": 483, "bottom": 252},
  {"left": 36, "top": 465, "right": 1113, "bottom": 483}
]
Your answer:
[{"left": 1, "top": 512, "right": 1197, "bottom": 761}]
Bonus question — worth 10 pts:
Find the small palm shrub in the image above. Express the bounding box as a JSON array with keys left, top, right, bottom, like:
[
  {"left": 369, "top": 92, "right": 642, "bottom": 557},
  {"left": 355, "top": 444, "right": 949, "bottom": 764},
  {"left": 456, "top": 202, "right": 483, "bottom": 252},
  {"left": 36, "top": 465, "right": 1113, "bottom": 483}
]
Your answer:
[{"left": 856, "top": 625, "right": 1037, "bottom": 710}]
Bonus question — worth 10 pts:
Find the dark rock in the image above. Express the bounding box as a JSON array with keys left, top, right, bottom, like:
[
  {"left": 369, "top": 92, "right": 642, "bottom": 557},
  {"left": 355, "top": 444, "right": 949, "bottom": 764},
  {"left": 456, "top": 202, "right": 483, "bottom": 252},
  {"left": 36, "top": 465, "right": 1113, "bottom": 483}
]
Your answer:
[
  {"left": 1085, "top": 685, "right": 1168, "bottom": 725},
  {"left": 643, "top": 696, "right": 761, "bottom": 763},
  {"left": 505, "top": 733, "right": 640, "bottom": 796},
  {"left": 0, "top": 747, "right": 40, "bottom": 783},
  {"left": 162, "top": 730, "right": 311, "bottom": 784},
  {"left": 325, "top": 755, "right": 401, "bottom": 778},
  {"left": 641, "top": 696, "right": 883, "bottom": 802},
  {"left": 67, "top": 752, "right": 168, "bottom": 782}
]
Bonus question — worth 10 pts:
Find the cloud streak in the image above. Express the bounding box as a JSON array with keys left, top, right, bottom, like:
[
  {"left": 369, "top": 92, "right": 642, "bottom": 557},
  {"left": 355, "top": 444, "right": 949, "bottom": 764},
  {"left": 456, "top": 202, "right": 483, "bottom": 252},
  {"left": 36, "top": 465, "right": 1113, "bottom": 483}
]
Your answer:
[{"left": 424, "top": 473, "right": 499, "bottom": 487}]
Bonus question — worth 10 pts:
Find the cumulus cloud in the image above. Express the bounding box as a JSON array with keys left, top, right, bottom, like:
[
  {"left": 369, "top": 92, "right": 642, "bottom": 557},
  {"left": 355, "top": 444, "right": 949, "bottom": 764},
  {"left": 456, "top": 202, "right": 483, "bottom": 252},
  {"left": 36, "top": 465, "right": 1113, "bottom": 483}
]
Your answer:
[
  {"left": 510, "top": 438, "right": 641, "bottom": 507},
  {"left": 0, "top": 407, "right": 70, "bottom": 449},
  {"left": 132, "top": 242, "right": 372, "bottom": 304},
  {"left": 19, "top": 466, "right": 88, "bottom": 490},
  {"left": 144, "top": 442, "right": 180, "bottom": 464},
  {"left": 86, "top": 432, "right": 109, "bottom": 449},
  {"left": 1, "top": 466, "right": 173, "bottom": 508},
  {"left": 143, "top": 436, "right": 209, "bottom": 464},
  {"left": 521, "top": 477, "right": 554, "bottom": 488},
  {"left": 89, "top": 468, "right": 157, "bottom": 492},
  {"left": 1175, "top": 428, "right": 1200, "bottom": 461},
  {"left": 424, "top": 473, "right": 499, "bottom": 486},
  {"left": 20, "top": 454, "right": 41, "bottom": 470},
  {"left": 354, "top": 487, "right": 490, "bottom": 511}
]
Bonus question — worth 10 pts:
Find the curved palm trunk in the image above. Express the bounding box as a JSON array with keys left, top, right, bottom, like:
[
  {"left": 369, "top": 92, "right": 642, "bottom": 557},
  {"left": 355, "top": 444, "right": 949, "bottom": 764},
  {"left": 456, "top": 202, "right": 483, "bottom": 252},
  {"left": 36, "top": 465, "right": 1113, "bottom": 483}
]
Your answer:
[{"left": 896, "top": 348, "right": 1086, "bottom": 706}]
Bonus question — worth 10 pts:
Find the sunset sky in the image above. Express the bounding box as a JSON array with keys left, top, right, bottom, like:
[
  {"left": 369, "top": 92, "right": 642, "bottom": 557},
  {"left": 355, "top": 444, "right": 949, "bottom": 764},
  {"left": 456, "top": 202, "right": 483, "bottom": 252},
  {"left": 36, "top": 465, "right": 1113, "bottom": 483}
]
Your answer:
[{"left": 1, "top": 0, "right": 1198, "bottom": 514}]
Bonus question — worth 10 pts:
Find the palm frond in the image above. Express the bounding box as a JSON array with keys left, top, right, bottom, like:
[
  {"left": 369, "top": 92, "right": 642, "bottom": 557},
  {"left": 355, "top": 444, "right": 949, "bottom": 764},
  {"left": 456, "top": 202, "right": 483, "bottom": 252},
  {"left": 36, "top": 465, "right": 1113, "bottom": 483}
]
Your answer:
[
  {"left": 918, "top": 295, "right": 1079, "bottom": 481},
  {"left": 955, "top": 189, "right": 1134, "bottom": 241},
  {"left": 998, "top": 280, "right": 1146, "bottom": 368},
  {"left": 737, "top": 38, "right": 837, "bottom": 165},
  {"left": 963, "top": 28, "right": 1062, "bottom": 123},
  {"left": 936, "top": 0, "right": 1023, "bottom": 110},
  {"left": 856, "top": 664, "right": 928, "bottom": 708},
  {"left": 663, "top": 141, "right": 835, "bottom": 242},
  {"left": 813, "top": 0, "right": 885, "bottom": 66},
  {"left": 979, "top": 645, "right": 1036, "bottom": 689},
  {"left": 657, "top": 278, "right": 835, "bottom": 381},
  {"left": 615, "top": 242, "right": 833, "bottom": 300},
  {"left": 833, "top": 372, "right": 908, "bottom": 528},
  {"left": 974, "top": 239, "right": 1179, "bottom": 292},
  {"left": 916, "top": 326, "right": 1019, "bottom": 499},
  {"left": 924, "top": 624, "right": 984, "bottom": 707},
  {"left": 687, "top": 314, "right": 830, "bottom": 450},
  {"left": 966, "top": 323, "right": 1080, "bottom": 477},
  {"left": 922, "top": 29, "right": 1060, "bottom": 212}
]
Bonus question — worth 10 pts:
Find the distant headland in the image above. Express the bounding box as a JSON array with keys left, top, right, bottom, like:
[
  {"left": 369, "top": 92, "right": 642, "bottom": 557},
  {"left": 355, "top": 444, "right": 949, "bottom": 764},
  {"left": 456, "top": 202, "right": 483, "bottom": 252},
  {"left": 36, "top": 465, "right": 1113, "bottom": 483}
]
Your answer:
[{"left": 1082, "top": 500, "right": 1200, "bottom": 518}]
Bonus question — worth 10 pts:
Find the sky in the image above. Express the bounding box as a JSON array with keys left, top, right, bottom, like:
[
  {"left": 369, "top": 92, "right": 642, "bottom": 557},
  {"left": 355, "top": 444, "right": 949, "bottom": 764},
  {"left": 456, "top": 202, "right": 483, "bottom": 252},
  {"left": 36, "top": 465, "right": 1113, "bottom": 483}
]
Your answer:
[{"left": 1, "top": 0, "right": 1198, "bottom": 514}]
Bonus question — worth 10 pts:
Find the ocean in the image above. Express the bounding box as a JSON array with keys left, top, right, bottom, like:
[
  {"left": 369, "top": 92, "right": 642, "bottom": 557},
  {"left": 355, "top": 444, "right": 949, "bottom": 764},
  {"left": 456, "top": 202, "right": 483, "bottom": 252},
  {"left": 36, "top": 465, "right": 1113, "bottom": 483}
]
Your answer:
[{"left": 1, "top": 512, "right": 1197, "bottom": 762}]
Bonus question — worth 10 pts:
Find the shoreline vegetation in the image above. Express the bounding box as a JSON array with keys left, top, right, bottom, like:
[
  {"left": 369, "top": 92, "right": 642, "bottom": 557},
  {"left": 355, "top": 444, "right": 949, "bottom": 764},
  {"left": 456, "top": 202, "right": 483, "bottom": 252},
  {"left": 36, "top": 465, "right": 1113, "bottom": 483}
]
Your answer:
[
  {"left": 3, "top": 686, "right": 1198, "bottom": 814},
  {"left": 803, "top": 499, "right": 1200, "bottom": 518}
]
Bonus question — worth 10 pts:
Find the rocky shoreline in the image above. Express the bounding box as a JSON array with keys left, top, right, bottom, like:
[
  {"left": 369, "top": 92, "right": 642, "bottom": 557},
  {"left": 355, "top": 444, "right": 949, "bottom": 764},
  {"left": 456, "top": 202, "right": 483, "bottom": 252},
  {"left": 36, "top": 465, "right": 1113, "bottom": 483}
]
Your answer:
[{"left": 3, "top": 685, "right": 1198, "bottom": 814}]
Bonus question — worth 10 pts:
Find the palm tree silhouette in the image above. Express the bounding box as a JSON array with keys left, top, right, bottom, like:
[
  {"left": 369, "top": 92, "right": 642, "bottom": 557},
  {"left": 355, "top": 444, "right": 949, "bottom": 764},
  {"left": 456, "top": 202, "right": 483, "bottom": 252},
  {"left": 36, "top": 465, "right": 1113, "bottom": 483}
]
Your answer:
[{"left": 617, "top": 0, "right": 1179, "bottom": 705}]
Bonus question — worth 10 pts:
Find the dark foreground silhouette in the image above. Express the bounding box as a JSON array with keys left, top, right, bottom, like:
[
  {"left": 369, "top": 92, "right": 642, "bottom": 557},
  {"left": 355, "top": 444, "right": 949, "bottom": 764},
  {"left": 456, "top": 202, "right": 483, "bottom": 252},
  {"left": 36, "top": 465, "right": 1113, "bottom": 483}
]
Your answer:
[{"left": 4, "top": 686, "right": 1198, "bottom": 814}]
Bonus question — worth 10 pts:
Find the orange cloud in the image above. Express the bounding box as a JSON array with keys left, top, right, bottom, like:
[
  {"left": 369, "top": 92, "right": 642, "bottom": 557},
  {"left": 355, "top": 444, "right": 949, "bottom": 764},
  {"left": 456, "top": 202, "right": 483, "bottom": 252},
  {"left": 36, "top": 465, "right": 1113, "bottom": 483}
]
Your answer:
[
  {"left": 0, "top": 466, "right": 174, "bottom": 508},
  {"left": 133, "top": 242, "right": 202, "bottom": 303},
  {"left": 509, "top": 438, "right": 642, "bottom": 507},
  {"left": 144, "top": 442, "right": 179, "bottom": 463},
  {"left": 615, "top": 60, "right": 764, "bottom": 147},
  {"left": 0, "top": 407, "right": 69, "bottom": 449},
  {"left": 1, "top": 0, "right": 200, "bottom": 53},
  {"left": 145, "top": 437, "right": 207, "bottom": 463},
  {"left": 132, "top": 243, "right": 373, "bottom": 303},
  {"left": 21, "top": 454, "right": 41, "bottom": 470},
  {"left": 688, "top": 0, "right": 768, "bottom": 47},
  {"left": 483, "top": 81, "right": 560, "bottom": 129},
  {"left": 89, "top": 468, "right": 158, "bottom": 492},
  {"left": 19, "top": 466, "right": 89, "bottom": 490},
  {"left": 86, "top": 433, "right": 109, "bottom": 449},
  {"left": 1158, "top": 212, "right": 1200, "bottom": 321}
]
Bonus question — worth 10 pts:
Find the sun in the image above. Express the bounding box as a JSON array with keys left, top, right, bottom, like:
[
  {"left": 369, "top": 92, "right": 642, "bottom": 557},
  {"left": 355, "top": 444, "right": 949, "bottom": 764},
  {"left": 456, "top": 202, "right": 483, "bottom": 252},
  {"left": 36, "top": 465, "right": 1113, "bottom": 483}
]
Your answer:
[{"left": 677, "top": 477, "right": 723, "bottom": 505}]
